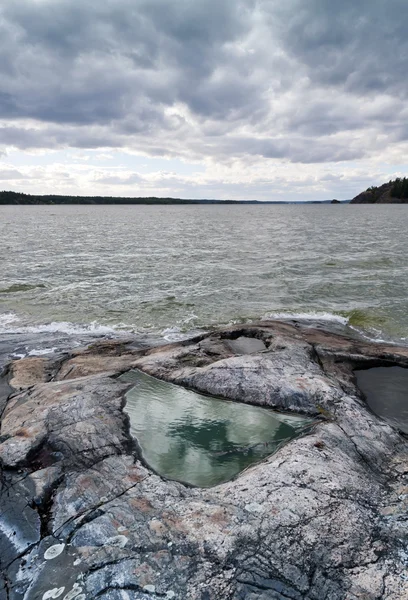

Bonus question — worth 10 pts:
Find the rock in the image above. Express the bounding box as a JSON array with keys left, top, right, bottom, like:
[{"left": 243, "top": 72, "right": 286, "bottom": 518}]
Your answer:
[
  {"left": 350, "top": 179, "right": 408, "bottom": 204},
  {"left": 0, "top": 375, "right": 132, "bottom": 469},
  {"left": 0, "top": 370, "right": 12, "bottom": 418},
  {"left": 1, "top": 320, "right": 408, "bottom": 599},
  {"left": 9, "top": 356, "right": 52, "bottom": 389}
]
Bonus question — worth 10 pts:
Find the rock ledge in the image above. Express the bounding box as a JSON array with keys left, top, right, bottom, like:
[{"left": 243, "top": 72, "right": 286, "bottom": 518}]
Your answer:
[{"left": 1, "top": 320, "right": 408, "bottom": 599}]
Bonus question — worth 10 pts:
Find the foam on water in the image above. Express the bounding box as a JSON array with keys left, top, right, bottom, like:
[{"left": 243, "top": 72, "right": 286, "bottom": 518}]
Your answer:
[
  {"left": 261, "top": 311, "right": 349, "bottom": 325},
  {"left": 0, "top": 313, "right": 117, "bottom": 336},
  {"left": 161, "top": 327, "right": 185, "bottom": 341},
  {"left": 27, "top": 347, "right": 59, "bottom": 356},
  {"left": 0, "top": 310, "right": 391, "bottom": 347},
  {"left": 261, "top": 311, "right": 406, "bottom": 344},
  {"left": 0, "top": 313, "right": 20, "bottom": 328},
  {"left": 161, "top": 326, "right": 204, "bottom": 342},
  {"left": 347, "top": 325, "right": 399, "bottom": 345}
]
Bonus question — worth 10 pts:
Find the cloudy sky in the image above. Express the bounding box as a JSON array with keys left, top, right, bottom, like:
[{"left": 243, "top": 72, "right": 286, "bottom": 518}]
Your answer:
[{"left": 1, "top": 0, "right": 407, "bottom": 201}]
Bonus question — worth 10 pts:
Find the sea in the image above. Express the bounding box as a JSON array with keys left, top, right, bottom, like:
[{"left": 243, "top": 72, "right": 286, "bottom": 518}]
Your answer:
[{"left": 1, "top": 203, "right": 408, "bottom": 360}]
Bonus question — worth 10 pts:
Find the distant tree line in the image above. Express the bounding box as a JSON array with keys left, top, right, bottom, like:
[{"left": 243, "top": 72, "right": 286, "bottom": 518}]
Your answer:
[
  {"left": 0, "top": 191, "right": 233, "bottom": 205},
  {"left": 0, "top": 190, "right": 344, "bottom": 205}
]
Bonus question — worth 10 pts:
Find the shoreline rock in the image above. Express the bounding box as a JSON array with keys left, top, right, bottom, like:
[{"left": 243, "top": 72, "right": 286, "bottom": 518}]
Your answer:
[
  {"left": 350, "top": 179, "right": 408, "bottom": 204},
  {"left": 1, "top": 320, "right": 408, "bottom": 599}
]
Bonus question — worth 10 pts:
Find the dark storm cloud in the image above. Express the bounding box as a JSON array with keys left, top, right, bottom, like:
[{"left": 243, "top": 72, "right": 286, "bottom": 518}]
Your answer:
[
  {"left": 0, "top": 0, "right": 254, "bottom": 124},
  {"left": 0, "top": 0, "right": 406, "bottom": 164},
  {"left": 274, "top": 0, "right": 408, "bottom": 96}
]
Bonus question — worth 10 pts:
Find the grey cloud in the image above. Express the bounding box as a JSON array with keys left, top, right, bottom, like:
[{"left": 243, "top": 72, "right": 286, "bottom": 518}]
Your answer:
[
  {"left": 0, "top": 126, "right": 51, "bottom": 149},
  {"left": 91, "top": 168, "right": 372, "bottom": 203},
  {"left": 0, "top": 168, "right": 26, "bottom": 180},
  {"left": 0, "top": 122, "right": 366, "bottom": 165},
  {"left": 0, "top": 0, "right": 255, "bottom": 125},
  {"left": 274, "top": 0, "right": 408, "bottom": 96},
  {"left": 216, "top": 135, "right": 365, "bottom": 163},
  {"left": 0, "top": 0, "right": 407, "bottom": 167},
  {"left": 97, "top": 173, "right": 143, "bottom": 185}
]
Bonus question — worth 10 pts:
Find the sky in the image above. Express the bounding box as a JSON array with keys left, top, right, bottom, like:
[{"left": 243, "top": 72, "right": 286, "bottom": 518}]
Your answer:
[{"left": 1, "top": 0, "right": 408, "bottom": 201}]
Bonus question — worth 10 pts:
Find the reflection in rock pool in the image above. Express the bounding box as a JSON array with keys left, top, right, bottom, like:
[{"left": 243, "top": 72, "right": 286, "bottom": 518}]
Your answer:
[
  {"left": 121, "top": 370, "right": 314, "bottom": 487},
  {"left": 356, "top": 366, "right": 408, "bottom": 434}
]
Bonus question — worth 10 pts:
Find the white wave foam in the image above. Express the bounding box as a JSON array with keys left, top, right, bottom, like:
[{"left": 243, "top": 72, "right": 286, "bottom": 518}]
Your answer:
[
  {"left": 161, "top": 326, "right": 187, "bottom": 342},
  {"left": 161, "top": 325, "right": 204, "bottom": 342},
  {"left": 0, "top": 313, "right": 117, "bottom": 336},
  {"left": 28, "top": 347, "right": 59, "bottom": 356},
  {"left": 347, "top": 324, "right": 400, "bottom": 345},
  {"left": 0, "top": 313, "right": 20, "bottom": 327},
  {"left": 261, "top": 311, "right": 349, "bottom": 325},
  {"left": 261, "top": 311, "right": 405, "bottom": 345}
]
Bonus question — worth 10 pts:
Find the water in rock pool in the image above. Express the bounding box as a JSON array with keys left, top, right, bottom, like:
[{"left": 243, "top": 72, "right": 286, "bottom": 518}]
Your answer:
[
  {"left": 121, "top": 370, "right": 314, "bottom": 487},
  {"left": 356, "top": 366, "right": 408, "bottom": 434}
]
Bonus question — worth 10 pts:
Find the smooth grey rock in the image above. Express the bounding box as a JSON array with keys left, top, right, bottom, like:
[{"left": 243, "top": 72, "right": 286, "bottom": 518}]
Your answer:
[
  {"left": 1, "top": 321, "right": 408, "bottom": 599},
  {"left": 0, "top": 473, "right": 41, "bottom": 597}
]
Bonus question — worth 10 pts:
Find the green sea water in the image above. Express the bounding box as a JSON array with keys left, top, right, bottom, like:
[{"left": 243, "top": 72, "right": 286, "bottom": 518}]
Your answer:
[{"left": 1, "top": 204, "right": 408, "bottom": 343}]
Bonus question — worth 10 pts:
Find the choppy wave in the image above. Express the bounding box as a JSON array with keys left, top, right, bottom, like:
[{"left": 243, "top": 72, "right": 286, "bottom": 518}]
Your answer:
[
  {"left": 0, "top": 283, "right": 46, "bottom": 294},
  {"left": 0, "top": 309, "right": 405, "bottom": 348},
  {"left": 261, "top": 310, "right": 405, "bottom": 344},
  {"left": 2, "top": 204, "right": 408, "bottom": 346},
  {"left": 261, "top": 311, "right": 349, "bottom": 325},
  {"left": 27, "top": 347, "right": 59, "bottom": 356},
  {"left": 0, "top": 313, "right": 118, "bottom": 336},
  {"left": 0, "top": 312, "right": 204, "bottom": 344},
  {"left": 161, "top": 326, "right": 185, "bottom": 341}
]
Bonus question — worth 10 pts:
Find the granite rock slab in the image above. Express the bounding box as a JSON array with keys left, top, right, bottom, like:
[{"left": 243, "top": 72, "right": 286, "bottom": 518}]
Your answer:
[{"left": 0, "top": 320, "right": 408, "bottom": 599}]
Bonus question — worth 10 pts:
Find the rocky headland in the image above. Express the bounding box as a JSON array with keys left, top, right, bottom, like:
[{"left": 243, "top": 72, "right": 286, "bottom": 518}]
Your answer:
[
  {"left": 350, "top": 178, "right": 408, "bottom": 204},
  {"left": 1, "top": 320, "right": 408, "bottom": 599}
]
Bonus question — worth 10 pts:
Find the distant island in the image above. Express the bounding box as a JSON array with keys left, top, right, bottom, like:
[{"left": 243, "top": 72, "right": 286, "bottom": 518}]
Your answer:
[
  {"left": 351, "top": 177, "right": 408, "bottom": 204},
  {"left": 0, "top": 190, "right": 350, "bottom": 205}
]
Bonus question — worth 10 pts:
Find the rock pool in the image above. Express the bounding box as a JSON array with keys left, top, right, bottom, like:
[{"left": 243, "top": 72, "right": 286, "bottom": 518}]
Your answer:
[
  {"left": 356, "top": 366, "right": 408, "bottom": 434},
  {"left": 121, "top": 369, "right": 314, "bottom": 487}
]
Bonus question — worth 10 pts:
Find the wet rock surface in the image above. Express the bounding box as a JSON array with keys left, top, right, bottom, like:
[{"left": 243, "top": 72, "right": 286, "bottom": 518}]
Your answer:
[{"left": 0, "top": 320, "right": 408, "bottom": 599}]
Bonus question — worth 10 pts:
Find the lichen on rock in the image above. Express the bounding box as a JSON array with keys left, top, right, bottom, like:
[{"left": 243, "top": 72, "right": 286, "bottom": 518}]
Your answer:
[{"left": 1, "top": 320, "right": 408, "bottom": 599}]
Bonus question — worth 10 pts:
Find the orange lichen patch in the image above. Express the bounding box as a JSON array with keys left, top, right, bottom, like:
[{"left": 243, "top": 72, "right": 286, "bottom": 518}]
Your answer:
[
  {"left": 149, "top": 519, "right": 167, "bottom": 537},
  {"left": 133, "top": 563, "right": 156, "bottom": 587},
  {"left": 73, "top": 473, "right": 100, "bottom": 490},
  {"left": 161, "top": 513, "right": 188, "bottom": 534},
  {"left": 209, "top": 508, "right": 230, "bottom": 526},
  {"left": 56, "top": 356, "right": 134, "bottom": 380},
  {"left": 390, "top": 455, "right": 408, "bottom": 475},
  {"left": 73, "top": 339, "right": 135, "bottom": 357},
  {"left": 151, "top": 550, "right": 171, "bottom": 563},
  {"left": 129, "top": 497, "right": 154, "bottom": 513},
  {"left": 128, "top": 469, "right": 146, "bottom": 484},
  {"left": 380, "top": 506, "right": 398, "bottom": 517},
  {"left": 144, "top": 343, "right": 178, "bottom": 356},
  {"left": 295, "top": 378, "right": 308, "bottom": 390},
  {"left": 10, "top": 357, "right": 50, "bottom": 389}
]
